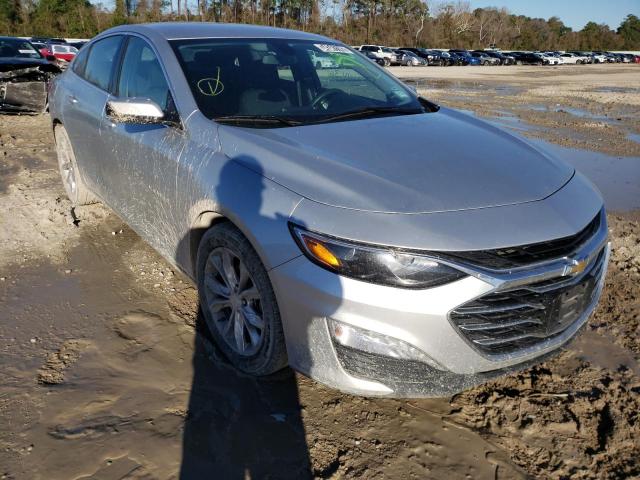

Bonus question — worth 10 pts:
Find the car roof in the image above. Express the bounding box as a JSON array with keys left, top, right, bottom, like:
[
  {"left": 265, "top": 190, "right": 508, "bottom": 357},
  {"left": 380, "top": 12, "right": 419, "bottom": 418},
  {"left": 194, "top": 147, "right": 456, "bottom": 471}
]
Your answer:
[{"left": 102, "top": 22, "right": 332, "bottom": 42}]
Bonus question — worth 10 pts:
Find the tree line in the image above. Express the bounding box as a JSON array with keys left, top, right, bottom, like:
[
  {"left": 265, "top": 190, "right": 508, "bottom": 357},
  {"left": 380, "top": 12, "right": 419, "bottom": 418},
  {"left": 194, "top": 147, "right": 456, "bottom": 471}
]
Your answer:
[{"left": 1, "top": 0, "right": 639, "bottom": 51}]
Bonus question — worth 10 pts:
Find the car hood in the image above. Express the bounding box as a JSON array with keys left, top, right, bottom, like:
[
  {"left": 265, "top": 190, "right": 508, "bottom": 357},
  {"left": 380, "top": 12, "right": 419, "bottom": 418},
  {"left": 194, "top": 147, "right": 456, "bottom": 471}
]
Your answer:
[{"left": 218, "top": 107, "right": 574, "bottom": 214}]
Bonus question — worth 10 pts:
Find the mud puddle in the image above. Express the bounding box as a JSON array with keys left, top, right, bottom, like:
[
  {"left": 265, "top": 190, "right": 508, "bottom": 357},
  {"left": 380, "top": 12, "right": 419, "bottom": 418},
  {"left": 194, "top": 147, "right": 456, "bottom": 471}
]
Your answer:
[
  {"left": 526, "top": 138, "right": 640, "bottom": 211},
  {"left": 455, "top": 108, "right": 640, "bottom": 211},
  {"left": 405, "top": 78, "right": 522, "bottom": 95}
]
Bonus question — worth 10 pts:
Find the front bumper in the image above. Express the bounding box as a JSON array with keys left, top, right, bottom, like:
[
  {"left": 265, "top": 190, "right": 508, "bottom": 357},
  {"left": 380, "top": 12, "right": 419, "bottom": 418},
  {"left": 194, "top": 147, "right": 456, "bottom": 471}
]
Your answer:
[{"left": 269, "top": 216, "right": 609, "bottom": 398}]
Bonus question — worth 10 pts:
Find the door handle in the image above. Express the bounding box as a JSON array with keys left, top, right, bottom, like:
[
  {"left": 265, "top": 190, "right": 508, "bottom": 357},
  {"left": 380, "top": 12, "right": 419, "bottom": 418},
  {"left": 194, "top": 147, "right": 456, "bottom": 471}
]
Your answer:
[{"left": 67, "top": 95, "right": 78, "bottom": 104}]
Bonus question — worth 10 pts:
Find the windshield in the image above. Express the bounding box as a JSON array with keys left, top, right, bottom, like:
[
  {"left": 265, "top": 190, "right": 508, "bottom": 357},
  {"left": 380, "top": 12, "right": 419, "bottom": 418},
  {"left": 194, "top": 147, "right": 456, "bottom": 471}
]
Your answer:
[
  {"left": 170, "top": 38, "right": 421, "bottom": 125},
  {"left": 0, "top": 39, "right": 42, "bottom": 59}
]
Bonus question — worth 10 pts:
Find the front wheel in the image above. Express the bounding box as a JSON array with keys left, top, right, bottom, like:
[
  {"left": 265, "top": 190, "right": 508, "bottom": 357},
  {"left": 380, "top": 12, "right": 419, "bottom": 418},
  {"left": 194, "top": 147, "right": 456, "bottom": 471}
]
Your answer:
[
  {"left": 54, "top": 125, "right": 97, "bottom": 206},
  {"left": 196, "top": 223, "right": 288, "bottom": 376}
]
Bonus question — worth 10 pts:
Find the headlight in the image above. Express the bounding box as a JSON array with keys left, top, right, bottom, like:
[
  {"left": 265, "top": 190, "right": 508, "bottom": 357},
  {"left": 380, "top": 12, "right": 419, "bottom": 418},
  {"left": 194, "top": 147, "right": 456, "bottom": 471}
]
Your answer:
[{"left": 289, "top": 224, "right": 467, "bottom": 289}]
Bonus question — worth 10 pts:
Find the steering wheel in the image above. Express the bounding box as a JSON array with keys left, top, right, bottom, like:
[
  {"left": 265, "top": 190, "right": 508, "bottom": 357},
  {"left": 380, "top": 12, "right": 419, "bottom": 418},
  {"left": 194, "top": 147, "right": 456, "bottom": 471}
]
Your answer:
[{"left": 311, "top": 89, "right": 344, "bottom": 111}]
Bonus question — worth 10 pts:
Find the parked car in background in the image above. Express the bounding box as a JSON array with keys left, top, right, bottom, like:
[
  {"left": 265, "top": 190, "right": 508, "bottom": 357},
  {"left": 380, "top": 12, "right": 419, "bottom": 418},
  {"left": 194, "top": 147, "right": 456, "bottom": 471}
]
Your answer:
[
  {"left": 618, "top": 53, "right": 632, "bottom": 63},
  {"left": 396, "top": 50, "right": 427, "bottom": 66},
  {"left": 381, "top": 47, "right": 401, "bottom": 65},
  {"left": 399, "top": 47, "right": 444, "bottom": 66},
  {"left": 470, "top": 51, "right": 500, "bottom": 65},
  {"left": 363, "top": 50, "right": 386, "bottom": 66},
  {"left": 447, "top": 50, "right": 470, "bottom": 66},
  {"left": 510, "top": 52, "right": 544, "bottom": 65},
  {"left": 540, "top": 53, "right": 562, "bottom": 65},
  {"left": 39, "top": 43, "right": 78, "bottom": 63},
  {"left": 588, "top": 52, "right": 607, "bottom": 63},
  {"left": 310, "top": 50, "right": 337, "bottom": 68},
  {"left": 438, "top": 50, "right": 460, "bottom": 66},
  {"left": 0, "top": 36, "right": 61, "bottom": 112},
  {"left": 474, "top": 50, "right": 514, "bottom": 65},
  {"left": 448, "top": 49, "right": 481, "bottom": 65},
  {"left": 559, "top": 52, "right": 588, "bottom": 64},
  {"left": 49, "top": 23, "right": 609, "bottom": 397},
  {"left": 567, "top": 51, "right": 594, "bottom": 64},
  {"left": 359, "top": 45, "right": 394, "bottom": 66}
]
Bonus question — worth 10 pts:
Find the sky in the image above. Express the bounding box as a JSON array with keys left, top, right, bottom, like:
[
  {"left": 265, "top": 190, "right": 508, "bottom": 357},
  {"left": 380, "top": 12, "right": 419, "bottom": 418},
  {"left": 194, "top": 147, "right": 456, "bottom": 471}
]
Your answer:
[{"left": 465, "top": 0, "right": 639, "bottom": 31}]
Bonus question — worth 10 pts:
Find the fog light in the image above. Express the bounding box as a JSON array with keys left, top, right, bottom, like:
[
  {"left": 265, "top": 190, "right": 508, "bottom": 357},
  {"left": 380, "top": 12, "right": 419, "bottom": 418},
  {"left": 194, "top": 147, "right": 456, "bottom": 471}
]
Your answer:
[{"left": 328, "top": 319, "right": 442, "bottom": 368}]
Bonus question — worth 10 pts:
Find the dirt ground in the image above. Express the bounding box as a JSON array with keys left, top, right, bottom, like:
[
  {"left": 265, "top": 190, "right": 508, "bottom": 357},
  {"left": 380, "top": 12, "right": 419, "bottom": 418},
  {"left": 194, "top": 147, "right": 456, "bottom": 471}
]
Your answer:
[{"left": 1, "top": 65, "right": 639, "bottom": 479}]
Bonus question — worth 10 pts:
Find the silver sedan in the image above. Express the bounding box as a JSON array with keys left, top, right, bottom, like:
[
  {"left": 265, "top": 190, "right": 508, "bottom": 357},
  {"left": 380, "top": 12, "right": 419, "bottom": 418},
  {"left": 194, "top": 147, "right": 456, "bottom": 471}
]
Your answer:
[{"left": 49, "top": 23, "right": 609, "bottom": 397}]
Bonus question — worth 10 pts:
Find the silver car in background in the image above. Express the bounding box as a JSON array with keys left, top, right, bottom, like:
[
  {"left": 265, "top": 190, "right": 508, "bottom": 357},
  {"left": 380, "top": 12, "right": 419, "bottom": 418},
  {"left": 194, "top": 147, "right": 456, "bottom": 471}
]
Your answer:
[{"left": 49, "top": 23, "right": 609, "bottom": 397}]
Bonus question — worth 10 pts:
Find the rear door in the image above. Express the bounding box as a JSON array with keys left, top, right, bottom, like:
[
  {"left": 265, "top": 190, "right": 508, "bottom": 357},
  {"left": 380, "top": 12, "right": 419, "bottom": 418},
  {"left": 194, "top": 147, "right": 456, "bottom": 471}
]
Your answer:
[{"left": 61, "top": 35, "right": 124, "bottom": 196}]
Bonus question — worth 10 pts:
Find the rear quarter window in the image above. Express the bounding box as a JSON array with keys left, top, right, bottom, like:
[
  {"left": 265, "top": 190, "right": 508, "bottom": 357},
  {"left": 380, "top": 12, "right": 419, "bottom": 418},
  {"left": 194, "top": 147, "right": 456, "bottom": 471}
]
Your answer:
[
  {"left": 82, "top": 36, "right": 123, "bottom": 91},
  {"left": 72, "top": 45, "right": 90, "bottom": 76}
]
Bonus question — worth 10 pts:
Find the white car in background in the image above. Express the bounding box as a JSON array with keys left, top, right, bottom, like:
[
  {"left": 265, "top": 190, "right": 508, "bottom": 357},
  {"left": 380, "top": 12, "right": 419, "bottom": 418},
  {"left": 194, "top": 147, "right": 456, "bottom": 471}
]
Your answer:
[
  {"left": 541, "top": 53, "right": 563, "bottom": 65},
  {"left": 310, "top": 50, "right": 337, "bottom": 69},
  {"left": 560, "top": 52, "right": 588, "bottom": 64},
  {"left": 359, "top": 45, "right": 395, "bottom": 66}
]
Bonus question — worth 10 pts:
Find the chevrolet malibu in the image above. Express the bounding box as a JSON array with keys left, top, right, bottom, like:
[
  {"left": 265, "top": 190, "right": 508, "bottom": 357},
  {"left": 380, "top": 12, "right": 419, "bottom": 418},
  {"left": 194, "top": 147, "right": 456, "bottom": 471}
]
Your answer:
[{"left": 49, "top": 23, "right": 610, "bottom": 397}]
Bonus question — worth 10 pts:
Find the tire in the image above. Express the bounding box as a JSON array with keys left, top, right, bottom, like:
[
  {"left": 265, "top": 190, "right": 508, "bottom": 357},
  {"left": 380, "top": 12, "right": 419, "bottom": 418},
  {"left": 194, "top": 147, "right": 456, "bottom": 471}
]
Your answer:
[
  {"left": 196, "top": 222, "right": 288, "bottom": 376},
  {"left": 383, "top": 58, "right": 391, "bottom": 67},
  {"left": 54, "top": 125, "right": 97, "bottom": 206},
  {"left": 516, "top": 60, "right": 523, "bottom": 65}
]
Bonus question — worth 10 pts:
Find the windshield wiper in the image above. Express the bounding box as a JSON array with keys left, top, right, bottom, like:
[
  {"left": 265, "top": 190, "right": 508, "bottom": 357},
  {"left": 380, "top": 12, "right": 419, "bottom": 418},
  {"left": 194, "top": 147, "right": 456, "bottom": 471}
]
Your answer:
[
  {"left": 311, "top": 106, "right": 424, "bottom": 124},
  {"left": 215, "top": 115, "right": 302, "bottom": 127}
]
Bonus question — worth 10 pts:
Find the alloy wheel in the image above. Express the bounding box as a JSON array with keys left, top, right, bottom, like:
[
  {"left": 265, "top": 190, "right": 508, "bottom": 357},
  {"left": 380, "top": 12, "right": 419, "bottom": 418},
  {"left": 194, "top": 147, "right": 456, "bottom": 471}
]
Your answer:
[{"left": 203, "top": 247, "right": 265, "bottom": 356}]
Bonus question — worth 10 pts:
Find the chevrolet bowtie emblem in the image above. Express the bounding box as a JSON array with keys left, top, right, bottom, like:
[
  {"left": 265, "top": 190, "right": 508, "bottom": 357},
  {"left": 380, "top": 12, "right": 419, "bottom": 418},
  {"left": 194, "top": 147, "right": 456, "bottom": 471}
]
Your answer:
[{"left": 564, "top": 257, "right": 589, "bottom": 276}]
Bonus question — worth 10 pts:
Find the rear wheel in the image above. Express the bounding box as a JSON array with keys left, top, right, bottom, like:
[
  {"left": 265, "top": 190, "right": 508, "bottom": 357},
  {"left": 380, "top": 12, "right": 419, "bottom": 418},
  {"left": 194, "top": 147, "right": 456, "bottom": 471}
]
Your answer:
[
  {"left": 196, "top": 223, "right": 288, "bottom": 376},
  {"left": 54, "top": 125, "right": 97, "bottom": 206}
]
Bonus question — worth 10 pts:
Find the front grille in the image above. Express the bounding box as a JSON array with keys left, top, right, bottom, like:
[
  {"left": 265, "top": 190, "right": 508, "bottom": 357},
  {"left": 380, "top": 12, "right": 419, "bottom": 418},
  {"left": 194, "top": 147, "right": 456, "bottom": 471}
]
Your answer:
[
  {"left": 438, "top": 211, "right": 602, "bottom": 270},
  {"left": 450, "top": 246, "right": 607, "bottom": 355}
]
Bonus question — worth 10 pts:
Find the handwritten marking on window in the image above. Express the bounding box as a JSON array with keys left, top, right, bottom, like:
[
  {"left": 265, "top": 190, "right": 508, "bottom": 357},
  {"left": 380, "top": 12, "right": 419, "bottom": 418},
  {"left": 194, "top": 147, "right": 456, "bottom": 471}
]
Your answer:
[{"left": 197, "top": 67, "right": 224, "bottom": 96}]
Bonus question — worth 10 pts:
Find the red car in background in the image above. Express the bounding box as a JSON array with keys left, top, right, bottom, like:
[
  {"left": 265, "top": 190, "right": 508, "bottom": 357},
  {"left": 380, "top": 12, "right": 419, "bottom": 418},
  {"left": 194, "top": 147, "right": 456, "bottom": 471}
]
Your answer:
[{"left": 38, "top": 43, "right": 78, "bottom": 63}]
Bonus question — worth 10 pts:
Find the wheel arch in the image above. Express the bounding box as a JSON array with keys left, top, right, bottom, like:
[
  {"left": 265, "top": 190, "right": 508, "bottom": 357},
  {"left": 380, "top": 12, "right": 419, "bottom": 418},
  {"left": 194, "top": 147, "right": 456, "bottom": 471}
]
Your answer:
[{"left": 188, "top": 210, "right": 228, "bottom": 276}]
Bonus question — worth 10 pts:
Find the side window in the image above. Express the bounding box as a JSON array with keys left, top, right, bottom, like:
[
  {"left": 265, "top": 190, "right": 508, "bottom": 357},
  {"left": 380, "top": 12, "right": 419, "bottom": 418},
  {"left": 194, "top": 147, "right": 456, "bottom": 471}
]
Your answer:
[
  {"left": 72, "top": 44, "right": 90, "bottom": 76},
  {"left": 117, "top": 37, "right": 171, "bottom": 111},
  {"left": 83, "top": 36, "right": 123, "bottom": 91}
]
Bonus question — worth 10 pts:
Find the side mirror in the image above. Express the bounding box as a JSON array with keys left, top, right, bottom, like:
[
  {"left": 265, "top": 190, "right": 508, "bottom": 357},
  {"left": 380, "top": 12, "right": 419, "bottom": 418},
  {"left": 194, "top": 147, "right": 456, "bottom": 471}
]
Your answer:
[{"left": 106, "top": 98, "right": 164, "bottom": 124}]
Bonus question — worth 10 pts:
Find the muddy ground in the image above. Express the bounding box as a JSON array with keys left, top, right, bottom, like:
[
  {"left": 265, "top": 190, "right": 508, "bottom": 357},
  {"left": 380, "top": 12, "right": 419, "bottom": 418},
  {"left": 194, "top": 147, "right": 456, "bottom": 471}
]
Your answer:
[{"left": 1, "top": 65, "right": 639, "bottom": 479}]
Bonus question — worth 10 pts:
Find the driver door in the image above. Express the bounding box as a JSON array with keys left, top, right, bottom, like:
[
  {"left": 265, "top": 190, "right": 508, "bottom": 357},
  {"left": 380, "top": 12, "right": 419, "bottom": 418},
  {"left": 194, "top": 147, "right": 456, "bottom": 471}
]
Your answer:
[{"left": 100, "top": 35, "right": 186, "bottom": 260}]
